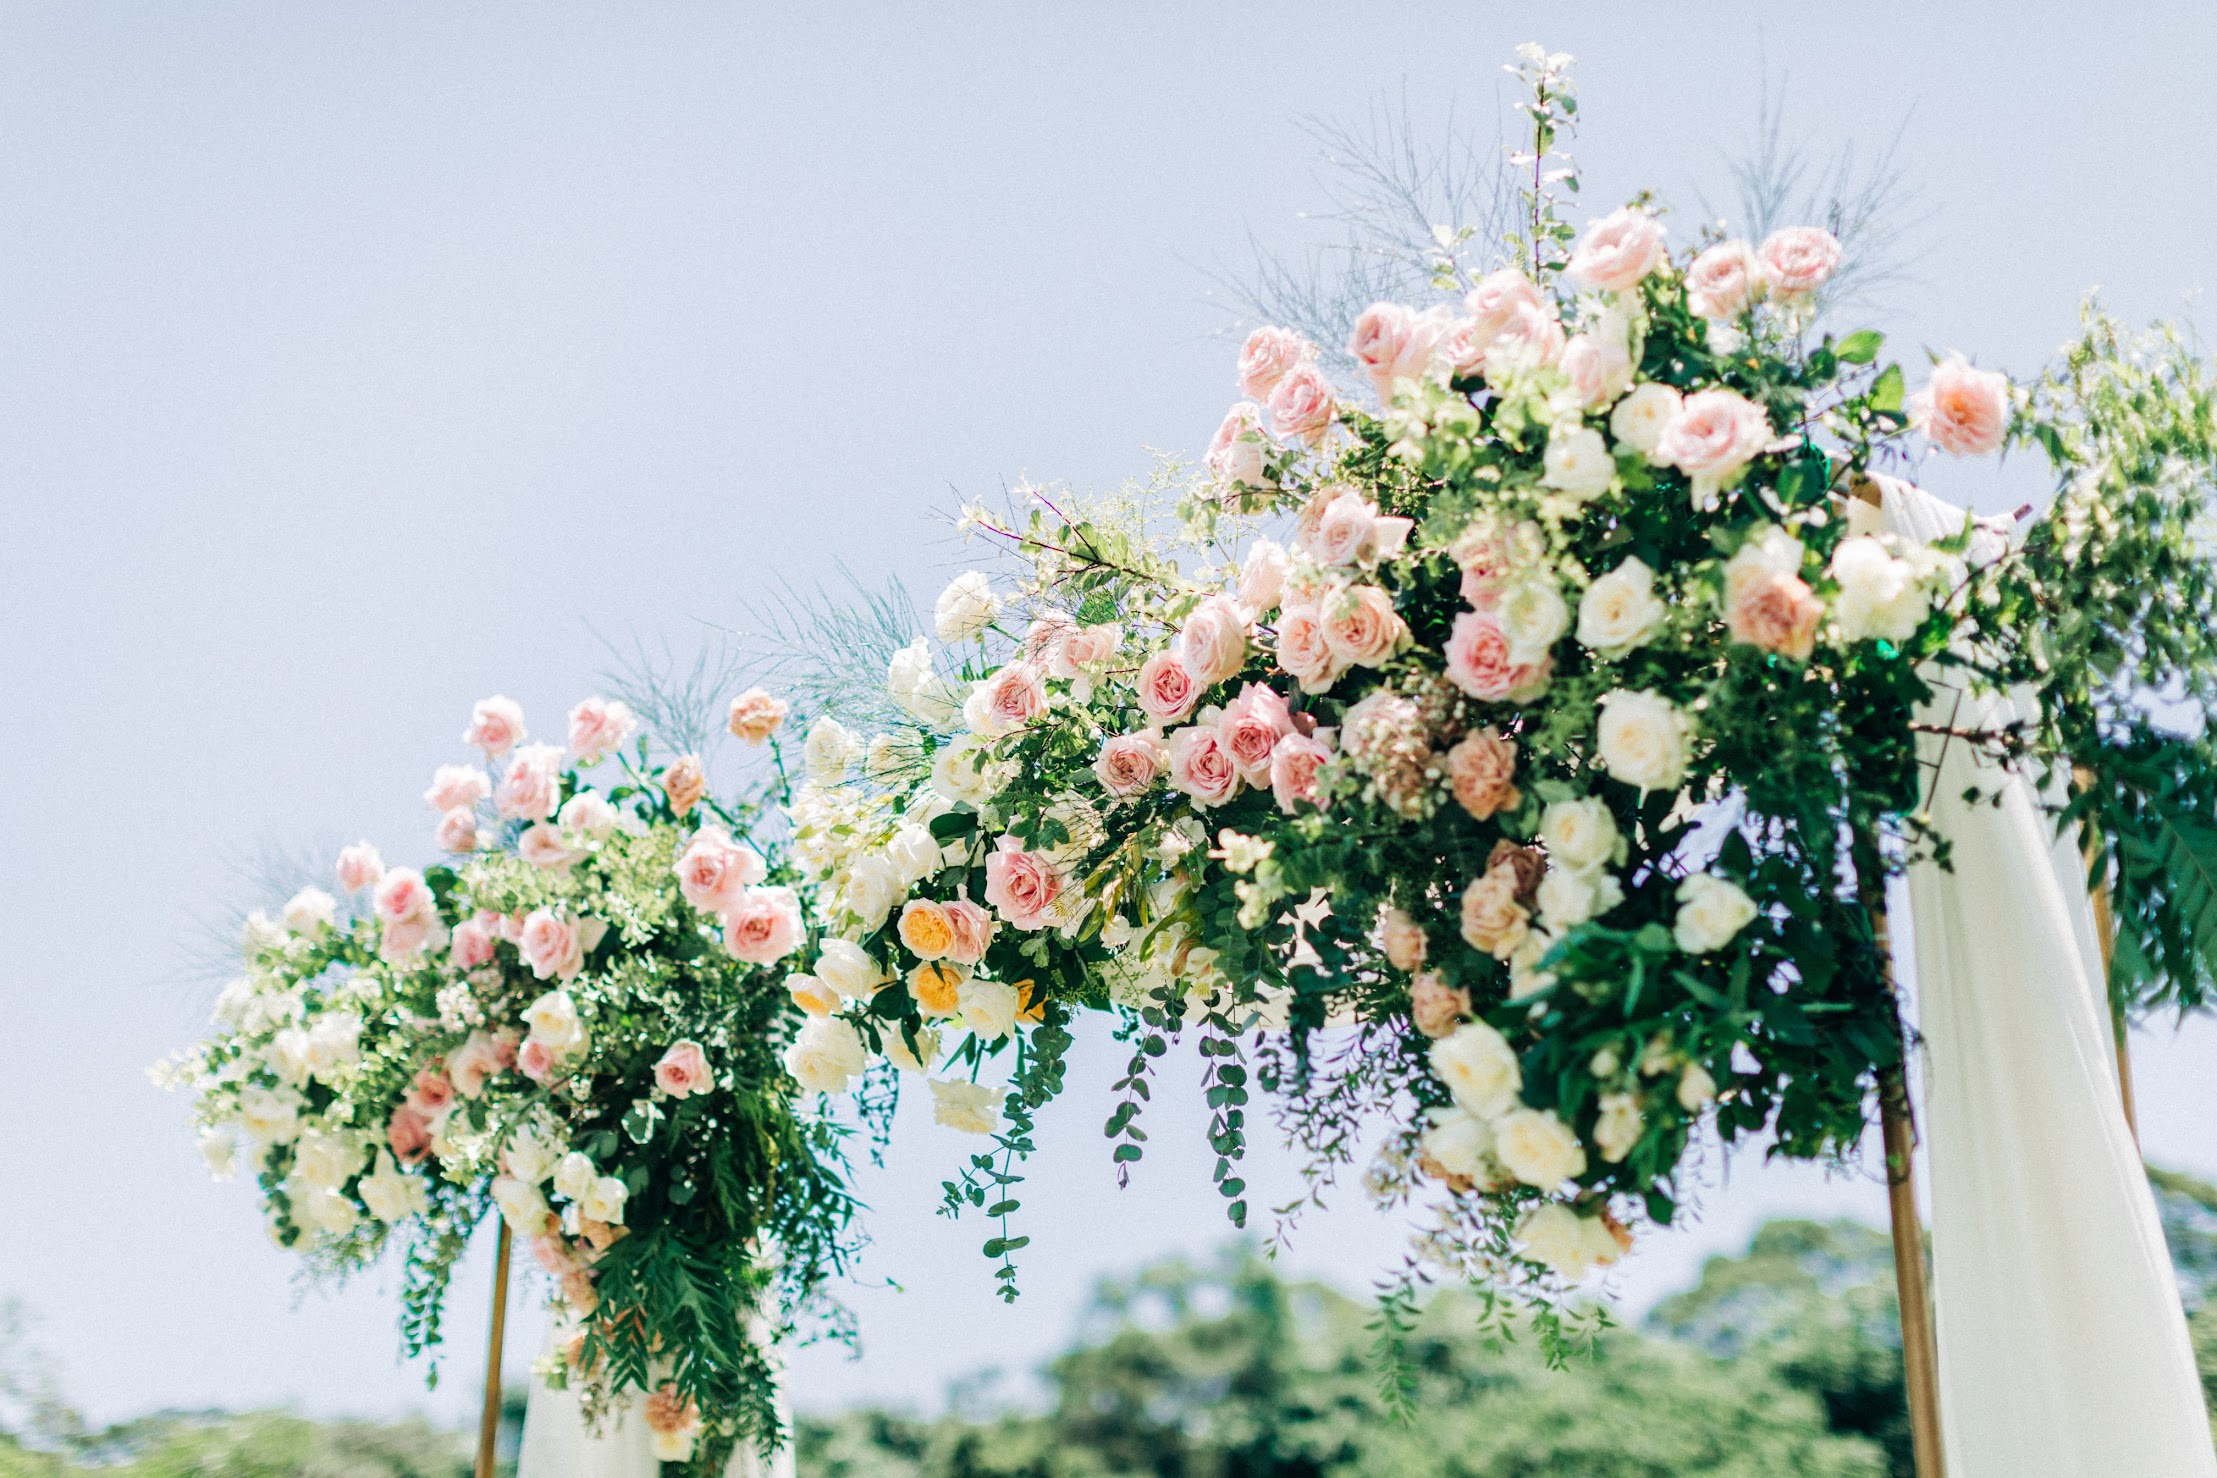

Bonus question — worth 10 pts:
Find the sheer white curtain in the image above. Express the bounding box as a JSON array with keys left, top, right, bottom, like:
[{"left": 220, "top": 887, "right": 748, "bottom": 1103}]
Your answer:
[
  {"left": 517, "top": 1324, "right": 794, "bottom": 1478},
  {"left": 1884, "top": 479, "right": 2214, "bottom": 1476}
]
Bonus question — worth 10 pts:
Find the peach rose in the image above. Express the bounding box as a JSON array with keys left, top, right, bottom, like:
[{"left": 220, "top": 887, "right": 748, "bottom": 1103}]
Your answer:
[
  {"left": 1168, "top": 723, "right": 1242, "bottom": 808},
  {"left": 910, "top": 961, "right": 964, "bottom": 1018},
  {"left": 517, "top": 823, "right": 581, "bottom": 869},
  {"left": 1180, "top": 595, "right": 1249, "bottom": 689},
  {"left": 404, "top": 1068, "right": 454, "bottom": 1119},
  {"left": 1685, "top": 239, "right": 1762, "bottom": 319},
  {"left": 1726, "top": 568, "right": 1823, "bottom": 660},
  {"left": 387, "top": 1106, "right": 434, "bottom": 1167},
  {"left": 566, "top": 697, "right": 637, "bottom": 764},
  {"left": 1136, "top": 650, "right": 1201, "bottom": 723},
  {"left": 1757, "top": 226, "right": 1842, "bottom": 300},
  {"left": 1409, "top": 972, "right": 1471, "bottom": 1037},
  {"left": 983, "top": 837, "right": 1063, "bottom": 931},
  {"left": 423, "top": 764, "right": 490, "bottom": 813},
  {"left": 1217, "top": 682, "right": 1295, "bottom": 783},
  {"left": 462, "top": 695, "right": 526, "bottom": 757},
  {"left": 1206, "top": 400, "right": 1271, "bottom": 490},
  {"left": 519, "top": 909, "right": 585, "bottom": 981},
  {"left": 450, "top": 916, "right": 498, "bottom": 970},
  {"left": 1273, "top": 603, "right": 1349, "bottom": 695},
  {"left": 1460, "top": 865, "right": 1531, "bottom": 959},
  {"left": 722, "top": 886, "right": 802, "bottom": 965},
  {"left": 726, "top": 687, "right": 789, "bottom": 743},
  {"left": 943, "top": 897, "right": 995, "bottom": 965},
  {"left": 1095, "top": 732, "right": 1170, "bottom": 799},
  {"left": 898, "top": 899, "right": 957, "bottom": 961},
  {"left": 1322, "top": 584, "right": 1410, "bottom": 669},
  {"left": 336, "top": 842, "right": 385, "bottom": 893},
  {"left": 1487, "top": 840, "right": 1547, "bottom": 904},
  {"left": 1269, "top": 730, "right": 1333, "bottom": 814},
  {"left": 1910, "top": 355, "right": 2011, "bottom": 457},
  {"left": 434, "top": 807, "right": 481, "bottom": 854},
  {"left": 494, "top": 743, "right": 563, "bottom": 822},
  {"left": 673, "top": 827, "right": 767, "bottom": 913},
  {"left": 1265, "top": 363, "right": 1336, "bottom": 447},
  {"left": 655, "top": 754, "right": 705, "bottom": 817},
  {"left": 1566, "top": 207, "right": 1666, "bottom": 293},
  {"left": 1237, "top": 325, "right": 1313, "bottom": 400},
  {"left": 1446, "top": 727, "right": 1521, "bottom": 820},
  {"left": 1377, "top": 908, "right": 1428, "bottom": 972},
  {"left": 654, "top": 1041, "right": 711, "bottom": 1099},
  {"left": 1444, "top": 609, "right": 1551, "bottom": 704}
]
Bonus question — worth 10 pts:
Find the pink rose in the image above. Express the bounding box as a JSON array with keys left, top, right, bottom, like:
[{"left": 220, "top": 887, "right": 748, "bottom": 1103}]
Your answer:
[
  {"left": 434, "top": 807, "right": 480, "bottom": 855},
  {"left": 1217, "top": 683, "right": 1294, "bottom": 782},
  {"left": 942, "top": 897, "right": 996, "bottom": 964},
  {"left": 1452, "top": 526, "right": 1517, "bottom": 612},
  {"left": 1437, "top": 317, "right": 1490, "bottom": 378},
  {"left": 423, "top": 764, "right": 490, "bottom": 813},
  {"left": 387, "top": 1106, "right": 434, "bottom": 1167},
  {"left": 1239, "top": 539, "right": 1289, "bottom": 614},
  {"left": 1347, "top": 302, "right": 1452, "bottom": 401},
  {"left": 1273, "top": 603, "right": 1350, "bottom": 695},
  {"left": 1058, "top": 623, "right": 1121, "bottom": 677},
  {"left": 1757, "top": 227, "right": 1842, "bottom": 300},
  {"left": 1447, "top": 727, "right": 1522, "bottom": 820},
  {"left": 494, "top": 743, "right": 564, "bottom": 822},
  {"left": 462, "top": 695, "right": 526, "bottom": 757},
  {"left": 491, "top": 1029, "right": 518, "bottom": 1070},
  {"left": 1445, "top": 609, "right": 1552, "bottom": 704},
  {"left": 1206, "top": 401, "right": 1271, "bottom": 490},
  {"left": 1237, "top": 325, "right": 1313, "bottom": 400},
  {"left": 496, "top": 912, "right": 527, "bottom": 944},
  {"left": 726, "top": 688, "right": 789, "bottom": 743},
  {"left": 1179, "top": 595, "right": 1250, "bottom": 688},
  {"left": 404, "top": 1069, "right": 454, "bottom": 1119},
  {"left": 1561, "top": 330, "right": 1634, "bottom": 410},
  {"left": 335, "top": 842, "right": 385, "bottom": 893},
  {"left": 1023, "top": 611, "right": 1078, "bottom": 667},
  {"left": 1409, "top": 972, "right": 1471, "bottom": 1037},
  {"left": 373, "top": 867, "right": 435, "bottom": 924},
  {"left": 1655, "top": 388, "right": 1773, "bottom": 506},
  {"left": 1167, "top": 722, "right": 1242, "bottom": 808},
  {"left": 1269, "top": 730, "right": 1333, "bottom": 814},
  {"left": 1463, "top": 269, "right": 1547, "bottom": 348},
  {"left": 1910, "top": 356, "right": 2011, "bottom": 457},
  {"left": 1136, "top": 650, "right": 1201, "bottom": 723},
  {"left": 566, "top": 697, "right": 638, "bottom": 764},
  {"left": 1482, "top": 300, "right": 1567, "bottom": 382},
  {"left": 1265, "top": 363, "right": 1336, "bottom": 448},
  {"left": 518, "top": 1038, "right": 557, "bottom": 1083},
  {"left": 1306, "top": 490, "right": 1413, "bottom": 569},
  {"left": 662, "top": 754, "right": 708, "bottom": 817},
  {"left": 1726, "top": 569, "right": 1824, "bottom": 661},
  {"left": 450, "top": 916, "right": 498, "bottom": 970},
  {"left": 380, "top": 913, "right": 443, "bottom": 963},
  {"left": 1460, "top": 863, "right": 1531, "bottom": 959},
  {"left": 518, "top": 823, "right": 581, "bottom": 869},
  {"left": 654, "top": 1041, "right": 712, "bottom": 1099},
  {"left": 983, "top": 837, "right": 1063, "bottom": 931},
  {"left": 1095, "top": 732, "right": 1170, "bottom": 798},
  {"left": 1566, "top": 207, "right": 1666, "bottom": 293},
  {"left": 1377, "top": 909, "right": 1428, "bottom": 972},
  {"left": 518, "top": 908, "right": 584, "bottom": 981},
  {"left": 721, "top": 886, "right": 802, "bottom": 965},
  {"left": 981, "top": 662, "right": 1048, "bottom": 733},
  {"left": 674, "top": 827, "right": 767, "bottom": 913},
  {"left": 448, "top": 1032, "right": 504, "bottom": 1099},
  {"left": 1685, "top": 239, "right": 1762, "bottom": 319},
  {"left": 1321, "top": 585, "right": 1409, "bottom": 669}
]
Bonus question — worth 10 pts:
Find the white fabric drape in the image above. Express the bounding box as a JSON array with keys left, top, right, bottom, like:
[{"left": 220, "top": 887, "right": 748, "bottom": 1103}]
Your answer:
[
  {"left": 517, "top": 1325, "right": 795, "bottom": 1478},
  {"left": 1884, "top": 479, "right": 2215, "bottom": 1476}
]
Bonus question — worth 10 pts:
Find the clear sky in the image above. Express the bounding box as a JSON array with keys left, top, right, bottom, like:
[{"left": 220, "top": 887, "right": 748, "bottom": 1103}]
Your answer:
[{"left": 4, "top": 0, "right": 2214, "bottom": 1430}]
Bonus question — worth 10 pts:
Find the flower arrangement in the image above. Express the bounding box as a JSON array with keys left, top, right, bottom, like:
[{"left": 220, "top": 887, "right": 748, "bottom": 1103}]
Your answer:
[{"left": 162, "top": 691, "right": 863, "bottom": 1468}]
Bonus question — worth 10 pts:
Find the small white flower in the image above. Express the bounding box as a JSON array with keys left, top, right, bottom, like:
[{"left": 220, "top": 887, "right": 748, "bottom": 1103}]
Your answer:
[{"left": 934, "top": 572, "right": 1001, "bottom": 641}]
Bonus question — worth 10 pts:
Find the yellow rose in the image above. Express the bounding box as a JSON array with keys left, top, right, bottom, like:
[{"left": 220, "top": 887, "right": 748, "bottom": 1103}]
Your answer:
[
  {"left": 898, "top": 899, "right": 955, "bottom": 961},
  {"left": 910, "top": 961, "right": 965, "bottom": 1018}
]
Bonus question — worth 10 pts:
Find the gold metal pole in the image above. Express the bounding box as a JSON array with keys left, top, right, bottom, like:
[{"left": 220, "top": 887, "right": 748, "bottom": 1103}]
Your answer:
[
  {"left": 1867, "top": 893, "right": 1949, "bottom": 1478},
  {"left": 476, "top": 1220, "right": 513, "bottom": 1478},
  {"left": 2073, "top": 766, "right": 2139, "bottom": 1144}
]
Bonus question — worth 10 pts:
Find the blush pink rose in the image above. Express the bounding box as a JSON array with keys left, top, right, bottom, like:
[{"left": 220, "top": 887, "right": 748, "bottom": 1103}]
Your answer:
[
  {"left": 462, "top": 695, "right": 526, "bottom": 757},
  {"left": 983, "top": 837, "right": 1063, "bottom": 931},
  {"left": 450, "top": 916, "right": 498, "bottom": 970},
  {"left": 1446, "top": 727, "right": 1522, "bottom": 820},
  {"left": 1273, "top": 603, "right": 1350, "bottom": 695},
  {"left": 1347, "top": 301, "right": 1451, "bottom": 401},
  {"left": 1167, "top": 723, "right": 1242, "bottom": 808},
  {"left": 1655, "top": 388, "right": 1773, "bottom": 498},
  {"left": 1269, "top": 730, "right": 1334, "bottom": 814},
  {"left": 448, "top": 1032, "right": 504, "bottom": 1099},
  {"left": 1445, "top": 610, "right": 1552, "bottom": 704},
  {"left": 373, "top": 867, "right": 435, "bottom": 924},
  {"left": 491, "top": 1028, "right": 518, "bottom": 1070},
  {"left": 1726, "top": 569, "right": 1824, "bottom": 660},
  {"left": 1095, "top": 732, "right": 1170, "bottom": 799},
  {"left": 1023, "top": 611, "right": 1078, "bottom": 667},
  {"left": 943, "top": 897, "right": 996, "bottom": 964},
  {"left": 494, "top": 743, "right": 564, "bottom": 822},
  {"left": 434, "top": 807, "right": 481, "bottom": 855},
  {"left": 380, "top": 913, "right": 442, "bottom": 963},
  {"left": 981, "top": 662, "right": 1048, "bottom": 733},
  {"left": 518, "top": 1037, "right": 558, "bottom": 1083},
  {"left": 1910, "top": 356, "right": 2011, "bottom": 457},
  {"left": 518, "top": 823, "right": 581, "bottom": 869},
  {"left": 1307, "top": 491, "right": 1413, "bottom": 569},
  {"left": 1322, "top": 585, "right": 1409, "bottom": 669},
  {"left": 387, "top": 1106, "right": 434, "bottom": 1167},
  {"left": 1561, "top": 330, "right": 1634, "bottom": 410},
  {"left": 1180, "top": 595, "right": 1250, "bottom": 688},
  {"left": 673, "top": 827, "right": 767, "bottom": 913},
  {"left": 1482, "top": 300, "right": 1566, "bottom": 381},
  {"left": 1463, "top": 269, "right": 1547, "bottom": 348},
  {"left": 1758, "top": 227, "right": 1842, "bottom": 300},
  {"left": 1236, "top": 325, "right": 1313, "bottom": 400},
  {"left": 1217, "top": 683, "right": 1295, "bottom": 782},
  {"left": 1685, "top": 239, "right": 1762, "bottom": 319},
  {"left": 518, "top": 908, "right": 584, "bottom": 981},
  {"left": 336, "top": 842, "right": 385, "bottom": 893},
  {"left": 1136, "top": 650, "right": 1201, "bottom": 723},
  {"left": 423, "top": 764, "right": 490, "bottom": 813},
  {"left": 654, "top": 1041, "right": 712, "bottom": 1098},
  {"left": 1059, "top": 623, "right": 1121, "bottom": 676},
  {"left": 721, "top": 886, "right": 802, "bottom": 965},
  {"left": 1566, "top": 207, "right": 1666, "bottom": 293},
  {"left": 404, "top": 1068, "right": 454, "bottom": 1119},
  {"left": 1206, "top": 400, "right": 1271, "bottom": 490},
  {"left": 566, "top": 696, "right": 638, "bottom": 764},
  {"left": 1265, "top": 363, "right": 1336, "bottom": 447}
]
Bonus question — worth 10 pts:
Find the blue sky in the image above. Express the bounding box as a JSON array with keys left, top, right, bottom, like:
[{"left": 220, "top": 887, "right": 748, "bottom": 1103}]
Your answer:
[{"left": 3, "top": 0, "right": 2214, "bottom": 1428}]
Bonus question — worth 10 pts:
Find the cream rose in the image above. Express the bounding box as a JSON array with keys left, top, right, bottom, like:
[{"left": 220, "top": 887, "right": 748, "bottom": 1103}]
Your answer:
[
  {"left": 1674, "top": 873, "right": 1759, "bottom": 953},
  {"left": 784, "top": 1017, "right": 867, "bottom": 1094},
  {"left": 1496, "top": 577, "right": 1571, "bottom": 666},
  {"left": 1539, "top": 796, "right": 1619, "bottom": 873},
  {"left": 934, "top": 572, "right": 1000, "bottom": 641},
  {"left": 1576, "top": 557, "right": 1667, "bottom": 657},
  {"left": 1429, "top": 1019, "right": 1522, "bottom": 1118},
  {"left": 957, "top": 977, "right": 1021, "bottom": 1041},
  {"left": 1539, "top": 423, "right": 1616, "bottom": 501},
  {"left": 1828, "top": 536, "right": 1929, "bottom": 643},
  {"left": 815, "top": 938, "right": 888, "bottom": 999},
  {"left": 1595, "top": 689, "right": 1691, "bottom": 794},
  {"left": 1608, "top": 381, "right": 1682, "bottom": 462},
  {"left": 930, "top": 1077, "right": 1002, "bottom": 1135},
  {"left": 1421, "top": 1104, "right": 1496, "bottom": 1181},
  {"left": 1493, "top": 1108, "right": 1588, "bottom": 1189}
]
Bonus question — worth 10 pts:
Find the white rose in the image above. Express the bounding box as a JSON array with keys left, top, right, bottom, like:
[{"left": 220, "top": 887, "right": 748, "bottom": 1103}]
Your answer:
[
  {"left": 293, "top": 1187, "right": 361, "bottom": 1238},
  {"left": 883, "top": 1024, "right": 942, "bottom": 1074},
  {"left": 929, "top": 1077, "right": 1002, "bottom": 1135},
  {"left": 934, "top": 571, "right": 1000, "bottom": 641},
  {"left": 492, "top": 1175, "right": 551, "bottom": 1236},
  {"left": 1536, "top": 866, "right": 1622, "bottom": 932},
  {"left": 1420, "top": 1104, "right": 1496, "bottom": 1180},
  {"left": 1492, "top": 1108, "right": 1588, "bottom": 1189},
  {"left": 957, "top": 977, "right": 1022, "bottom": 1041},
  {"left": 267, "top": 1028, "right": 314, "bottom": 1088},
  {"left": 1593, "top": 1092, "right": 1643, "bottom": 1163},
  {"left": 1238, "top": 538, "right": 1290, "bottom": 614},
  {"left": 888, "top": 640, "right": 964, "bottom": 726},
  {"left": 804, "top": 717, "right": 863, "bottom": 782},
  {"left": 1678, "top": 1061, "right": 1719, "bottom": 1111},
  {"left": 1540, "top": 423, "right": 1616, "bottom": 500},
  {"left": 1515, "top": 1202, "right": 1596, "bottom": 1279},
  {"left": 199, "top": 1129, "right": 237, "bottom": 1182},
  {"left": 1539, "top": 797, "right": 1619, "bottom": 873},
  {"left": 553, "top": 1150, "right": 597, "bottom": 1203},
  {"left": 1608, "top": 382, "right": 1682, "bottom": 461},
  {"left": 237, "top": 1085, "right": 303, "bottom": 1147},
  {"left": 1674, "top": 873, "right": 1759, "bottom": 953},
  {"left": 524, "top": 991, "right": 584, "bottom": 1052},
  {"left": 1828, "top": 536, "right": 1929, "bottom": 643},
  {"left": 558, "top": 792, "right": 619, "bottom": 841},
  {"left": 1429, "top": 1020, "right": 1522, "bottom": 1119},
  {"left": 785, "top": 1017, "right": 868, "bottom": 1094},
  {"left": 931, "top": 736, "right": 1007, "bottom": 806},
  {"left": 212, "top": 977, "right": 255, "bottom": 1028},
  {"left": 887, "top": 822, "right": 943, "bottom": 887},
  {"left": 359, "top": 1152, "right": 429, "bottom": 1223},
  {"left": 289, "top": 1129, "right": 366, "bottom": 1193},
  {"left": 240, "top": 910, "right": 287, "bottom": 955},
  {"left": 1496, "top": 577, "right": 1571, "bottom": 667},
  {"left": 1575, "top": 557, "right": 1666, "bottom": 657},
  {"left": 1508, "top": 926, "right": 1558, "bottom": 1000},
  {"left": 503, "top": 1123, "right": 561, "bottom": 1186},
  {"left": 581, "top": 1174, "right": 629, "bottom": 1226},
  {"left": 1595, "top": 689, "right": 1691, "bottom": 794},
  {"left": 815, "top": 938, "right": 889, "bottom": 1000},
  {"left": 282, "top": 887, "right": 337, "bottom": 935},
  {"left": 305, "top": 1013, "right": 363, "bottom": 1081},
  {"left": 838, "top": 854, "right": 905, "bottom": 932}
]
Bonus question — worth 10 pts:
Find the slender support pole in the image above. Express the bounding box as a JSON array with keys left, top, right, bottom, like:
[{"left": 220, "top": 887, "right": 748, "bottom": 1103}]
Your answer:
[
  {"left": 1866, "top": 893, "right": 1948, "bottom": 1478},
  {"left": 476, "top": 1221, "right": 513, "bottom": 1478},
  {"left": 2074, "top": 767, "right": 2140, "bottom": 1144}
]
